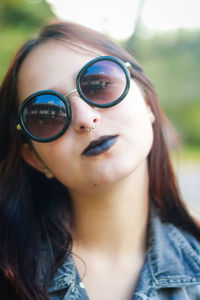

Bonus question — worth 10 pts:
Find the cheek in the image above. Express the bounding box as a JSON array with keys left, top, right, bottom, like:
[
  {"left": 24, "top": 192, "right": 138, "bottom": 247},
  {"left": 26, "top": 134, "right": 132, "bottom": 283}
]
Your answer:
[
  {"left": 33, "top": 138, "right": 88, "bottom": 189},
  {"left": 116, "top": 81, "right": 154, "bottom": 157},
  {"left": 33, "top": 140, "right": 74, "bottom": 175},
  {"left": 116, "top": 81, "right": 153, "bottom": 133}
]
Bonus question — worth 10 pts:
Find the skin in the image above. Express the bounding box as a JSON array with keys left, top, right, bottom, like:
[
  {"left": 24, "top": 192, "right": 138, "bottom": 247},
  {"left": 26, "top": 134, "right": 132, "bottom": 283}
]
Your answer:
[{"left": 18, "top": 40, "right": 155, "bottom": 300}]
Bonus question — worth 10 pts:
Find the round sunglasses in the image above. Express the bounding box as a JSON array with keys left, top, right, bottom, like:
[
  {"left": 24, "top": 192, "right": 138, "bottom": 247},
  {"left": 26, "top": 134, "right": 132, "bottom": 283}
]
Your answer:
[{"left": 17, "top": 56, "right": 131, "bottom": 143}]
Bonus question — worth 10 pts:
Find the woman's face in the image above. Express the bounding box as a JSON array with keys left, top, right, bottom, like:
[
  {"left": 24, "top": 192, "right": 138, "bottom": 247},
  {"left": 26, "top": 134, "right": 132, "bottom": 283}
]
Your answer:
[{"left": 18, "top": 40, "right": 154, "bottom": 193}]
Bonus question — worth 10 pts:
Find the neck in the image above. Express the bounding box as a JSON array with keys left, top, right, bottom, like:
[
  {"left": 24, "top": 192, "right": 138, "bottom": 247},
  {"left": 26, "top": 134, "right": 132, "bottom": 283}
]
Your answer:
[{"left": 70, "top": 160, "right": 149, "bottom": 257}]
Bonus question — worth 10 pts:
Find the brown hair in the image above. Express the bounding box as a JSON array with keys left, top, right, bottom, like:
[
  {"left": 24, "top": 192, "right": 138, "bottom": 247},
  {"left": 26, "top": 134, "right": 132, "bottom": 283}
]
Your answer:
[{"left": 0, "top": 21, "right": 199, "bottom": 299}]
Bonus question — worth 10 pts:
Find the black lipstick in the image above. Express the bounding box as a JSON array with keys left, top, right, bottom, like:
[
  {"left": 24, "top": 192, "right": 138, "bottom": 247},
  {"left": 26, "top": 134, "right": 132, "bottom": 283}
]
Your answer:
[{"left": 82, "top": 135, "right": 118, "bottom": 156}]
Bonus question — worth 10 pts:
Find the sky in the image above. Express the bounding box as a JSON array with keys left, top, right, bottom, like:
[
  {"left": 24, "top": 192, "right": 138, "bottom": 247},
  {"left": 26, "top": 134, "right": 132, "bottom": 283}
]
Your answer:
[{"left": 47, "top": 0, "right": 200, "bottom": 40}]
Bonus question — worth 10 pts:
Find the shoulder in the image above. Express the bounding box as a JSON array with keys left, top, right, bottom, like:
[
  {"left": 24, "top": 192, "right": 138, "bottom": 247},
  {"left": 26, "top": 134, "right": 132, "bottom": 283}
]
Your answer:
[
  {"left": 149, "top": 211, "right": 200, "bottom": 288},
  {"left": 134, "top": 210, "right": 200, "bottom": 299},
  {"left": 151, "top": 211, "right": 200, "bottom": 253}
]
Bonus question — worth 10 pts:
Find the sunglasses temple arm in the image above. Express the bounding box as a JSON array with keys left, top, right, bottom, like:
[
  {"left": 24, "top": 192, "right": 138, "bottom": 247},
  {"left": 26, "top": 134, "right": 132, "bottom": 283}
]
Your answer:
[{"left": 124, "top": 62, "right": 132, "bottom": 70}]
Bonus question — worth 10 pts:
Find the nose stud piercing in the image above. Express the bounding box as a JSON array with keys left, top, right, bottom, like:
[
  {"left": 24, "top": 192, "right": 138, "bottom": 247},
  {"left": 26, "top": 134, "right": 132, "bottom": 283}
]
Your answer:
[
  {"left": 83, "top": 121, "right": 95, "bottom": 132},
  {"left": 84, "top": 127, "right": 90, "bottom": 132}
]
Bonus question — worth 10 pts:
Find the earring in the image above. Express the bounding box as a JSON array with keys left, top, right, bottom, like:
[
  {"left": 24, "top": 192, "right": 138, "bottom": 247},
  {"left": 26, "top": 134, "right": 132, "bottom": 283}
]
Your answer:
[
  {"left": 148, "top": 110, "right": 155, "bottom": 124},
  {"left": 44, "top": 167, "right": 53, "bottom": 179}
]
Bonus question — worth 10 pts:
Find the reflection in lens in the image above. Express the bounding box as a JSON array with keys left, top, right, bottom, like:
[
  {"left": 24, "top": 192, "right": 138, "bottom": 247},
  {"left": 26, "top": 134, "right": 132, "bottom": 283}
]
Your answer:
[
  {"left": 22, "top": 94, "right": 68, "bottom": 139},
  {"left": 80, "top": 60, "right": 126, "bottom": 104}
]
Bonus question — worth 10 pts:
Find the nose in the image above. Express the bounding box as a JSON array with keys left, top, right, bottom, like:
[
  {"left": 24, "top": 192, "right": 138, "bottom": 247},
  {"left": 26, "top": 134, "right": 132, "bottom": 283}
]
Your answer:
[{"left": 68, "top": 93, "right": 101, "bottom": 133}]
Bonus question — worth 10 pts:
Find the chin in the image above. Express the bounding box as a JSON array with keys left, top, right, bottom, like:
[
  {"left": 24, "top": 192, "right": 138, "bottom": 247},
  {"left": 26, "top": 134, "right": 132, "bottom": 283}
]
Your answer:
[{"left": 88, "top": 159, "right": 140, "bottom": 188}]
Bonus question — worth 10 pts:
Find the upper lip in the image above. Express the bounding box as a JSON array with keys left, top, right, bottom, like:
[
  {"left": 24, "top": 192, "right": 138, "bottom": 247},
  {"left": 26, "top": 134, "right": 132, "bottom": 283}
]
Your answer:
[{"left": 82, "top": 135, "right": 118, "bottom": 155}]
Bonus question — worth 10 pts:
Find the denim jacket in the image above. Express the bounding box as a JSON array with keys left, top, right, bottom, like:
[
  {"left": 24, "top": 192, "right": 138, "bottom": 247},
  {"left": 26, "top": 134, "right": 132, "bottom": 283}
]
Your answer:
[{"left": 47, "top": 212, "right": 200, "bottom": 300}]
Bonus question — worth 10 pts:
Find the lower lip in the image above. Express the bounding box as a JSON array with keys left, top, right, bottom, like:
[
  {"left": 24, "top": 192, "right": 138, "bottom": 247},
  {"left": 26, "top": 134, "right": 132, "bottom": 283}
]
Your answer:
[{"left": 82, "top": 136, "right": 118, "bottom": 157}]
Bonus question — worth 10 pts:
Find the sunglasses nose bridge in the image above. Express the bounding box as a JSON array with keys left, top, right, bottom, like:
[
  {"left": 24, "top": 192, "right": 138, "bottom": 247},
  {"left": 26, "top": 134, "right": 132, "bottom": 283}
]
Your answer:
[
  {"left": 64, "top": 89, "right": 78, "bottom": 99},
  {"left": 69, "top": 93, "right": 100, "bottom": 133}
]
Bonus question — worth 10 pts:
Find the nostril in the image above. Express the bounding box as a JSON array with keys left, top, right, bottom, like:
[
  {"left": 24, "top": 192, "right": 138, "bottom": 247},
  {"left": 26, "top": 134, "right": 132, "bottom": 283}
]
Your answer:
[
  {"left": 93, "top": 118, "right": 97, "bottom": 123},
  {"left": 80, "top": 125, "right": 90, "bottom": 132}
]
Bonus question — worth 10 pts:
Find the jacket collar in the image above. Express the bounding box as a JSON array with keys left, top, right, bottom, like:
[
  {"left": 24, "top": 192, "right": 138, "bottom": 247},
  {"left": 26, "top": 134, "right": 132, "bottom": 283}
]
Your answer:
[
  {"left": 48, "top": 253, "right": 77, "bottom": 293},
  {"left": 134, "top": 210, "right": 200, "bottom": 297}
]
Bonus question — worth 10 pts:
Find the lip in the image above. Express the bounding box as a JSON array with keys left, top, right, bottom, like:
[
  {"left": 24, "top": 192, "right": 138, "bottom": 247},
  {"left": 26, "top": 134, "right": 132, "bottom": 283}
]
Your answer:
[{"left": 82, "top": 135, "right": 118, "bottom": 156}]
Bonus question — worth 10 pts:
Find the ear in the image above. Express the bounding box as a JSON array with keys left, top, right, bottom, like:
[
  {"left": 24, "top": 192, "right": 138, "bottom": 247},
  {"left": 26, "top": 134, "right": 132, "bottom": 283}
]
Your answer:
[
  {"left": 147, "top": 106, "right": 155, "bottom": 124},
  {"left": 21, "top": 143, "right": 45, "bottom": 173}
]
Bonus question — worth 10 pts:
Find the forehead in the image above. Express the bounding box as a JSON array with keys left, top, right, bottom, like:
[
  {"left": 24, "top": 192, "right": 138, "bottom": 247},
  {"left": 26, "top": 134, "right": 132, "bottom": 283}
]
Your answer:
[{"left": 17, "top": 40, "right": 104, "bottom": 102}]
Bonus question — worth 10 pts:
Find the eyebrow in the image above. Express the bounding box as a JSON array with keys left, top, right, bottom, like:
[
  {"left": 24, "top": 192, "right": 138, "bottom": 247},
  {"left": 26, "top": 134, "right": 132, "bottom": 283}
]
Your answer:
[
  {"left": 46, "top": 69, "right": 78, "bottom": 95},
  {"left": 47, "top": 87, "right": 66, "bottom": 95}
]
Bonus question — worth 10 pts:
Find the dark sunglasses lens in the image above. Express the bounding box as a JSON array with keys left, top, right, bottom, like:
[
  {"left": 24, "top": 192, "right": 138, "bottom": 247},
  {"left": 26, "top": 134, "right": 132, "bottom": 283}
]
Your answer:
[
  {"left": 80, "top": 60, "right": 127, "bottom": 104},
  {"left": 22, "top": 94, "right": 68, "bottom": 139}
]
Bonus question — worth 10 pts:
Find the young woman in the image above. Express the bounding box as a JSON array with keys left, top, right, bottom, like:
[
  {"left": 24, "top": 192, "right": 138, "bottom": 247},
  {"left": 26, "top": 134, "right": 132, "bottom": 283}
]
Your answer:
[{"left": 0, "top": 21, "right": 199, "bottom": 300}]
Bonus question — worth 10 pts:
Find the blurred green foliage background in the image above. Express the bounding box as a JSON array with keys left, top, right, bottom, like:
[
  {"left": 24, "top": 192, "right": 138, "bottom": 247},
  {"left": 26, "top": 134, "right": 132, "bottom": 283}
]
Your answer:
[
  {"left": 0, "top": 0, "right": 200, "bottom": 154},
  {"left": 128, "top": 30, "right": 200, "bottom": 149},
  {"left": 0, "top": 0, "right": 54, "bottom": 76}
]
